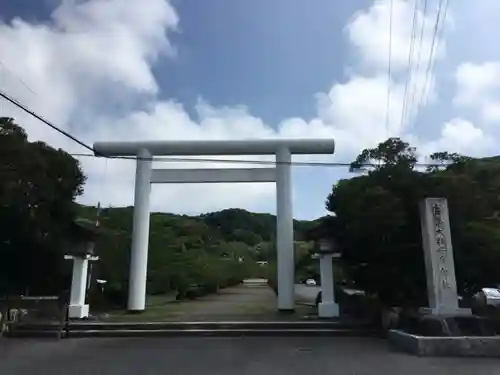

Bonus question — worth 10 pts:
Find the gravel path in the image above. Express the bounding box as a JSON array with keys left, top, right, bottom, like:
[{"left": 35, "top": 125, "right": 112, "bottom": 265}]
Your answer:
[
  {"left": 169, "top": 284, "right": 278, "bottom": 319},
  {"left": 107, "top": 283, "right": 314, "bottom": 321},
  {"left": 1, "top": 336, "right": 499, "bottom": 375}
]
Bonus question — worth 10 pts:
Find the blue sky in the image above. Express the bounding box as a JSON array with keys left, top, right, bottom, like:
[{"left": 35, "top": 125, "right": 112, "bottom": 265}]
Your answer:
[
  {"left": 0, "top": 0, "right": 363, "bottom": 124},
  {"left": 155, "top": 0, "right": 364, "bottom": 124},
  {"left": 1, "top": 0, "right": 500, "bottom": 219}
]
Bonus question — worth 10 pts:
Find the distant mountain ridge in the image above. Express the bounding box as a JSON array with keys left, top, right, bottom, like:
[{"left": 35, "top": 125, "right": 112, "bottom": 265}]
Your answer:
[{"left": 79, "top": 205, "right": 319, "bottom": 245}]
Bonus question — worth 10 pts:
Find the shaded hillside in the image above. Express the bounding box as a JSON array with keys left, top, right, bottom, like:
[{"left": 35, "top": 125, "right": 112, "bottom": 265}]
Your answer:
[{"left": 200, "top": 208, "right": 316, "bottom": 244}]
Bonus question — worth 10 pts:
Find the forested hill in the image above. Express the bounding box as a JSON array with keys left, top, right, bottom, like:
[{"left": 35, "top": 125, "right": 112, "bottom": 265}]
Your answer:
[
  {"left": 77, "top": 205, "right": 319, "bottom": 297},
  {"left": 200, "top": 208, "right": 318, "bottom": 243},
  {"left": 79, "top": 206, "right": 318, "bottom": 245}
]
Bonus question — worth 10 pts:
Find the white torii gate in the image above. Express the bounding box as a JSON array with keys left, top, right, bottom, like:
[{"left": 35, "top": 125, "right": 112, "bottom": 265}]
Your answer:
[{"left": 93, "top": 139, "right": 335, "bottom": 312}]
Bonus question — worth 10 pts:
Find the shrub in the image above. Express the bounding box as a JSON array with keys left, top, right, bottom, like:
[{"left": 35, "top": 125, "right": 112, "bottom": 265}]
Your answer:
[{"left": 101, "top": 282, "right": 128, "bottom": 309}]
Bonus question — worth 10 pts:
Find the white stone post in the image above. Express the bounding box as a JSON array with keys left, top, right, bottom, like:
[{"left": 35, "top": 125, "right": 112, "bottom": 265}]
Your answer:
[
  {"left": 318, "top": 253, "right": 339, "bottom": 318},
  {"left": 275, "top": 146, "right": 295, "bottom": 311},
  {"left": 128, "top": 148, "right": 153, "bottom": 312},
  {"left": 420, "top": 198, "right": 469, "bottom": 315},
  {"left": 68, "top": 257, "right": 90, "bottom": 318}
]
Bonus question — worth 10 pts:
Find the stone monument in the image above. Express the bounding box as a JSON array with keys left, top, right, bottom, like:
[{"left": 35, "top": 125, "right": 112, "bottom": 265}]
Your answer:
[{"left": 419, "top": 198, "right": 470, "bottom": 315}]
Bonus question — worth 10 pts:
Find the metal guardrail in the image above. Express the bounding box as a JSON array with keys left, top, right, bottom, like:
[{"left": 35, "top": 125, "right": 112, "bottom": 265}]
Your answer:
[{"left": 0, "top": 295, "right": 69, "bottom": 339}]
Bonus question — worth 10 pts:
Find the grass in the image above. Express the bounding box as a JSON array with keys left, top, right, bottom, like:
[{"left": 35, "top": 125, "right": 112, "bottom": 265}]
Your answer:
[{"left": 145, "top": 293, "right": 177, "bottom": 307}]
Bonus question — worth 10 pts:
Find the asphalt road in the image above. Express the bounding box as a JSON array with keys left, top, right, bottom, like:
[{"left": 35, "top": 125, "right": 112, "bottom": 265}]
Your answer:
[{"left": 1, "top": 336, "right": 499, "bottom": 375}]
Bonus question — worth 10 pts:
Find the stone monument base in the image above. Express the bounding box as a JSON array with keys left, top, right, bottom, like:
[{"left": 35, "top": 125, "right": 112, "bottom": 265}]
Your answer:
[
  {"left": 419, "top": 307, "right": 471, "bottom": 316},
  {"left": 388, "top": 329, "right": 500, "bottom": 357}
]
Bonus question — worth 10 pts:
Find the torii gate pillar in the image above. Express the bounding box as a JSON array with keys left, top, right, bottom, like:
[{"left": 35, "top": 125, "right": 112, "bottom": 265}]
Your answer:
[
  {"left": 129, "top": 148, "right": 152, "bottom": 312},
  {"left": 275, "top": 146, "right": 294, "bottom": 311}
]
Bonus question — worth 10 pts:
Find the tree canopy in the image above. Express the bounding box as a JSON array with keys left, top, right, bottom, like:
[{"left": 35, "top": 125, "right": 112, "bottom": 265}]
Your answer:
[
  {"left": 327, "top": 137, "right": 500, "bottom": 306},
  {"left": 0, "top": 117, "right": 86, "bottom": 295}
]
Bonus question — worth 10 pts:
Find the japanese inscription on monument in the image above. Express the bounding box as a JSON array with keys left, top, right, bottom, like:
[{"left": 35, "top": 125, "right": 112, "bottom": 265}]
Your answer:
[
  {"left": 431, "top": 202, "right": 451, "bottom": 289},
  {"left": 420, "top": 198, "right": 461, "bottom": 314}
]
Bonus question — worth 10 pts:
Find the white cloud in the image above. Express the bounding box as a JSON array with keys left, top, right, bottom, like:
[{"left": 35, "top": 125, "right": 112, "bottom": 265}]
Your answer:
[
  {"left": 0, "top": 0, "right": 178, "bottom": 147},
  {"left": 0, "top": 0, "right": 494, "bottom": 218},
  {"left": 454, "top": 62, "right": 500, "bottom": 123},
  {"left": 346, "top": 0, "right": 447, "bottom": 73},
  {"left": 344, "top": 0, "right": 445, "bottom": 135},
  {"left": 318, "top": 74, "right": 403, "bottom": 143},
  {"left": 439, "top": 60, "right": 500, "bottom": 157},
  {"left": 419, "top": 118, "right": 496, "bottom": 157},
  {"left": 446, "top": 1, "right": 500, "bottom": 148}
]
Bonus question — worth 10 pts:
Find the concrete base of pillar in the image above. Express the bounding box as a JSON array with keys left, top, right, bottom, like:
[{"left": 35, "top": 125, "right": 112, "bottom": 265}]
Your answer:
[
  {"left": 278, "top": 308, "right": 295, "bottom": 314},
  {"left": 68, "top": 304, "right": 89, "bottom": 319},
  {"left": 127, "top": 310, "right": 145, "bottom": 314},
  {"left": 318, "top": 301, "right": 339, "bottom": 318}
]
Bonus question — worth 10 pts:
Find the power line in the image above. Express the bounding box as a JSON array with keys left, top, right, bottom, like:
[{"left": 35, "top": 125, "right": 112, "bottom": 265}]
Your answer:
[
  {"left": 0, "top": 84, "right": 443, "bottom": 170},
  {"left": 400, "top": 0, "right": 420, "bottom": 130},
  {"left": 0, "top": 60, "right": 36, "bottom": 96},
  {"left": 385, "top": 0, "right": 394, "bottom": 137},
  {"left": 407, "top": 0, "right": 428, "bottom": 126},
  {"left": 0, "top": 86, "right": 388, "bottom": 169},
  {"left": 0, "top": 88, "right": 371, "bottom": 169},
  {"left": 72, "top": 152, "right": 354, "bottom": 167},
  {"left": 415, "top": 0, "right": 448, "bottom": 120},
  {"left": 0, "top": 62, "right": 470, "bottom": 171},
  {"left": 0, "top": 88, "right": 97, "bottom": 154},
  {"left": 422, "top": 0, "right": 449, "bottom": 105},
  {"left": 70, "top": 152, "right": 469, "bottom": 169},
  {"left": 434, "top": 0, "right": 450, "bottom": 49}
]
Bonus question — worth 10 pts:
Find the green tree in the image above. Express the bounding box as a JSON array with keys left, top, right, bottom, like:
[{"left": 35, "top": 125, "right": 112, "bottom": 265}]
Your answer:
[
  {"left": 0, "top": 117, "right": 86, "bottom": 295},
  {"left": 327, "top": 137, "right": 500, "bottom": 306},
  {"left": 349, "top": 137, "right": 418, "bottom": 173}
]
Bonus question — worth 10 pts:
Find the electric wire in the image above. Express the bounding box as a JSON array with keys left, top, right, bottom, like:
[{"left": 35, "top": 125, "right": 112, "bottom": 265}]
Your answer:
[
  {"left": 407, "top": 0, "right": 429, "bottom": 127},
  {"left": 414, "top": 0, "right": 448, "bottom": 121},
  {"left": 400, "top": 0, "right": 420, "bottom": 130},
  {"left": 385, "top": 0, "right": 394, "bottom": 137},
  {"left": 0, "top": 48, "right": 471, "bottom": 172},
  {"left": 69, "top": 152, "right": 471, "bottom": 169},
  {"left": 0, "top": 88, "right": 97, "bottom": 154}
]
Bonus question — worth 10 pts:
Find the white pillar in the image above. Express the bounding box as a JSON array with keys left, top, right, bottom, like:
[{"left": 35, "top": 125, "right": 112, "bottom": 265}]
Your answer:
[
  {"left": 275, "top": 146, "right": 295, "bottom": 311},
  {"left": 318, "top": 253, "right": 339, "bottom": 318},
  {"left": 68, "top": 257, "right": 90, "bottom": 318},
  {"left": 128, "top": 148, "right": 153, "bottom": 312}
]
